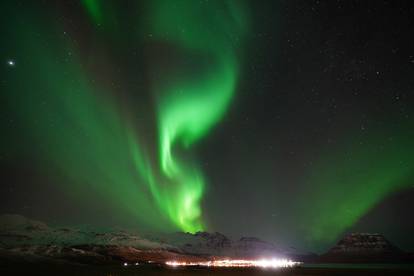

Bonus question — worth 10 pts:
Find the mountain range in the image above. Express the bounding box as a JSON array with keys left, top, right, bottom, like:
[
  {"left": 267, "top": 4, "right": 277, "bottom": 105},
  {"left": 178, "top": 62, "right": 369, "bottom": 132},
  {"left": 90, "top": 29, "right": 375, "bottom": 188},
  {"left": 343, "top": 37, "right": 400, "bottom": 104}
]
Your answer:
[{"left": 0, "top": 214, "right": 412, "bottom": 265}]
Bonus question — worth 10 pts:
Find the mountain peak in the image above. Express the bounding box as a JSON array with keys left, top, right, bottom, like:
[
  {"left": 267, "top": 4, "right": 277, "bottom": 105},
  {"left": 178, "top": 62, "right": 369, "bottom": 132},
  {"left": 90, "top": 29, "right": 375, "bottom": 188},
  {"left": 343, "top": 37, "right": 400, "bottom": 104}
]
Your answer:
[
  {"left": 318, "top": 232, "right": 411, "bottom": 263},
  {"left": 328, "top": 232, "right": 401, "bottom": 255}
]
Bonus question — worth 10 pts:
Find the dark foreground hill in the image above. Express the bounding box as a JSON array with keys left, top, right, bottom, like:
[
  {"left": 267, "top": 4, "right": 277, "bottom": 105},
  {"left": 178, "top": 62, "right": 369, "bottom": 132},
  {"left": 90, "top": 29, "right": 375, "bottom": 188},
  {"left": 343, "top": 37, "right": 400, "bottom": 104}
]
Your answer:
[{"left": 319, "top": 233, "right": 413, "bottom": 263}]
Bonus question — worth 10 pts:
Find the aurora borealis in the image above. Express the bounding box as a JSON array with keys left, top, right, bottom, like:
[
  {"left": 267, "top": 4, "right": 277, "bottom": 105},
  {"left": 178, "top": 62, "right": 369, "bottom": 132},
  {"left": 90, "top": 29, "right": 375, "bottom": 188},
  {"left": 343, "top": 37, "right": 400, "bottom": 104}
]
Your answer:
[
  {"left": 134, "top": 0, "right": 248, "bottom": 232},
  {"left": 1, "top": 0, "right": 414, "bottom": 253},
  {"left": 2, "top": 0, "right": 248, "bottom": 233}
]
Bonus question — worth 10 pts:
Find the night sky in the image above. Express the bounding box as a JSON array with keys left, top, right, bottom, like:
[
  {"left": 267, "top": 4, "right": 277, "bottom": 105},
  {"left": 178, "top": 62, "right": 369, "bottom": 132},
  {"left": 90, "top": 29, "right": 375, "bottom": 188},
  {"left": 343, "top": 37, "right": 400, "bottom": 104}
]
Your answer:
[{"left": 1, "top": 0, "right": 414, "bottom": 253}]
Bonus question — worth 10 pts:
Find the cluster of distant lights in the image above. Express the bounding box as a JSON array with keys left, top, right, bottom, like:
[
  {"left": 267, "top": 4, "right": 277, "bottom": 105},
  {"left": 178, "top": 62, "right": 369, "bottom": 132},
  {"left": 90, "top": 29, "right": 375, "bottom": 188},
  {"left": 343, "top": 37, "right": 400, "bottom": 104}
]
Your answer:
[
  {"left": 165, "top": 258, "right": 301, "bottom": 269},
  {"left": 122, "top": 259, "right": 301, "bottom": 269},
  {"left": 123, "top": 262, "right": 140, "bottom": 267}
]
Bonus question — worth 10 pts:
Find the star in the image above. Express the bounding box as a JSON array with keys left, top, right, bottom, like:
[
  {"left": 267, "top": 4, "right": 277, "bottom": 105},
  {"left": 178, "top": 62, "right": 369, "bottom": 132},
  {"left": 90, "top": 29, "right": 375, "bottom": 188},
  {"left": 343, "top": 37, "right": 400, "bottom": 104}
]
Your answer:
[{"left": 7, "top": 60, "right": 15, "bottom": 67}]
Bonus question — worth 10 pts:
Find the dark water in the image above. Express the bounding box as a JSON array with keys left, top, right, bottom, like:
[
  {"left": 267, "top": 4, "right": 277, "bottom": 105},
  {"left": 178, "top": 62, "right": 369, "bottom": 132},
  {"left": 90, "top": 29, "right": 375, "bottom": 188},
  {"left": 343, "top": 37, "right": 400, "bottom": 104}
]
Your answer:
[{"left": 1, "top": 264, "right": 414, "bottom": 276}]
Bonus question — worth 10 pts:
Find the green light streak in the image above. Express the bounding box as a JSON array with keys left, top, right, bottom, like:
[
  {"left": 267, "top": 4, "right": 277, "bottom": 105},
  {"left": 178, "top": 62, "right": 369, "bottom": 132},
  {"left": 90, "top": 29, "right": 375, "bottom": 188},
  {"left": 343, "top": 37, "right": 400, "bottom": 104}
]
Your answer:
[
  {"left": 139, "top": 0, "right": 249, "bottom": 232},
  {"left": 81, "top": 0, "right": 102, "bottom": 25}
]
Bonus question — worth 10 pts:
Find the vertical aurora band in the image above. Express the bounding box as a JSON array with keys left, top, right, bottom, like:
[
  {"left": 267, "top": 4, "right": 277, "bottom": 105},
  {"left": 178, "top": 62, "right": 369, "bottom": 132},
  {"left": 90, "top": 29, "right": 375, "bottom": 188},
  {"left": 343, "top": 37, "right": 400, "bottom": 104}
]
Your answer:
[
  {"left": 82, "top": 0, "right": 249, "bottom": 232},
  {"left": 142, "top": 0, "right": 249, "bottom": 232}
]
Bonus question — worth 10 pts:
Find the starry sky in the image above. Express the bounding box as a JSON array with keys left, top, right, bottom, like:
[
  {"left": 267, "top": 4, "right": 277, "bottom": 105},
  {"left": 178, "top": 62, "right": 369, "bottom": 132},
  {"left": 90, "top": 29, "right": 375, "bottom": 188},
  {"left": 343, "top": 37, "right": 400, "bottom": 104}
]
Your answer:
[{"left": 1, "top": 0, "right": 414, "bottom": 253}]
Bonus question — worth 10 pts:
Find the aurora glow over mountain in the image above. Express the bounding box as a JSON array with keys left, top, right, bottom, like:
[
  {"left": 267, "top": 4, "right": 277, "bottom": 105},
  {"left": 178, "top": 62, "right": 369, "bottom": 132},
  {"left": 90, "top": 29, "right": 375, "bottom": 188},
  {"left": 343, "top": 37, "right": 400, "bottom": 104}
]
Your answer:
[{"left": 1, "top": 0, "right": 414, "bottom": 253}]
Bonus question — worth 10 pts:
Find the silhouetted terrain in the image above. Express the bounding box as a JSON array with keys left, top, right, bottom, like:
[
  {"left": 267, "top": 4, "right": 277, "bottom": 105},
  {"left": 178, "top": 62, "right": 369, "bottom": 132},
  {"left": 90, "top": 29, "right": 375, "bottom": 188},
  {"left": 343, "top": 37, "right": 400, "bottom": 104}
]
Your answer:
[{"left": 1, "top": 214, "right": 413, "bottom": 268}]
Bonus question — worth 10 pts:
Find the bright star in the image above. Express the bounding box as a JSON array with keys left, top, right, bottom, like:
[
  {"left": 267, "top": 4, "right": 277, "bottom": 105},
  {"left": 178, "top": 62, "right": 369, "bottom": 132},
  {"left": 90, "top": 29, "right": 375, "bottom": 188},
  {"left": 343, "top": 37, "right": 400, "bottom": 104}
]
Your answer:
[{"left": 7, "top": 60, "right": 15, "bottom": 67}]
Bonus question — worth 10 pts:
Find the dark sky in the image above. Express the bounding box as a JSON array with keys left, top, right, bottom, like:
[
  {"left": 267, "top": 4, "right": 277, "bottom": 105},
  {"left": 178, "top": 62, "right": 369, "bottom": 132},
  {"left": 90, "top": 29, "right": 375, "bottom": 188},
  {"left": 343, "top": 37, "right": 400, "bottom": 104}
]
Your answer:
[{"left": 1, "top": 0, "right": 414, "bottom": 253}]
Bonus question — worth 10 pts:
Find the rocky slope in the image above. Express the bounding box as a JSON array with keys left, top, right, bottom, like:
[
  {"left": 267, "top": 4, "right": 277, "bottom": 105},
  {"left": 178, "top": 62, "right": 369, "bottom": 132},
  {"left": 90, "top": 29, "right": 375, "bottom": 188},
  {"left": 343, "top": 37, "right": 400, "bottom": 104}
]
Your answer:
[
  {"left": 157, "top": 231, "right": 292, "bottom": 258},
  {"left": 0, "top": 214, "right": 189, "bottom": 265}
]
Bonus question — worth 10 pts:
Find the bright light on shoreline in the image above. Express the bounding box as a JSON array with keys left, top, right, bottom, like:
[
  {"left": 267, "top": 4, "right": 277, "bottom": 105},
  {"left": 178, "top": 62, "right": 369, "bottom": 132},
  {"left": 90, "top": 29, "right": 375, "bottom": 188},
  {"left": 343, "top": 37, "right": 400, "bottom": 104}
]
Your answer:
[{"left": 165, "top": 258, "right": 301, "bottom": 268}]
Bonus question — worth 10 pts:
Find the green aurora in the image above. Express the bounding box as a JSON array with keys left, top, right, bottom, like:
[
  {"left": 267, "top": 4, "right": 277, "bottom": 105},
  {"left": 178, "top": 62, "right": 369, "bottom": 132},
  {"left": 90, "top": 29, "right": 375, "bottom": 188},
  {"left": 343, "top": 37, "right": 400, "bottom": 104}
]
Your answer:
[
  {"left": 3, "top": 0, "right": 249, "bottom": 233},
  {"left": 295, "top": 120, "right": 414, "bottom": 248},
  {"left": 2, "top": 0, "right": 413, "bottom": 251},
  {"left": 143, "top": 0, "right": 249, "bottom": 232}
]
